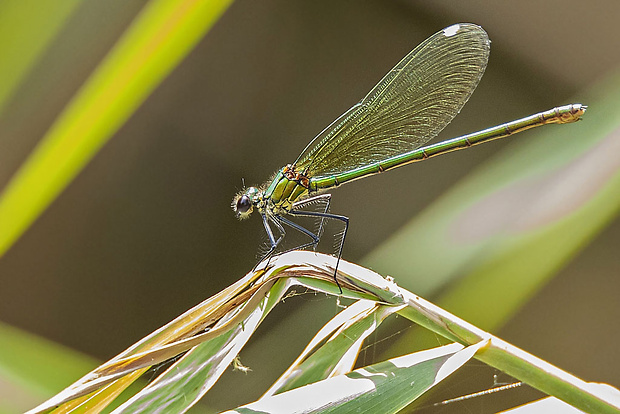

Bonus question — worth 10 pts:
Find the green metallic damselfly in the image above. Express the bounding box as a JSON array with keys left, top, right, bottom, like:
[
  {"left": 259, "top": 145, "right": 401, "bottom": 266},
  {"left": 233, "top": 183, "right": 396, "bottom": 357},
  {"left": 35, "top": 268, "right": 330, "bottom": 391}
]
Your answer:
[{"left": 232, "top": 23, "right": 586, "bottom": 292}]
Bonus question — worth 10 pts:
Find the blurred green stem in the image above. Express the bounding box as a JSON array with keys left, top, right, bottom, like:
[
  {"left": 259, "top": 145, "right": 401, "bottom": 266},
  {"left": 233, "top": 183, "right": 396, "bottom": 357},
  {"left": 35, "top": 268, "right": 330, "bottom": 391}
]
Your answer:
[{"left": 0, "top": 0, "right": 233, "bottom": 257}]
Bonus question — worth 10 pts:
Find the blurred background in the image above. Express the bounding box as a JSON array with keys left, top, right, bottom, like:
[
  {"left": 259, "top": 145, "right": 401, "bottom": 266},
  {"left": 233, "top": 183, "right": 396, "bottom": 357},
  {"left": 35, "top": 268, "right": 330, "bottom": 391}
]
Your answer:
[{"left": 0, "top": 0, "right": 619, "bottom": 412}]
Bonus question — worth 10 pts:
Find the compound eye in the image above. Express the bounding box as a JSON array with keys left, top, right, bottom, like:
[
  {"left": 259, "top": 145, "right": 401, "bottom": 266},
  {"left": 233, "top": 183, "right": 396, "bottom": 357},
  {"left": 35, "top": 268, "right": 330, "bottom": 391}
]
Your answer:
[{"left": 236, "top": 194, "right": 252, "bottom": 214}]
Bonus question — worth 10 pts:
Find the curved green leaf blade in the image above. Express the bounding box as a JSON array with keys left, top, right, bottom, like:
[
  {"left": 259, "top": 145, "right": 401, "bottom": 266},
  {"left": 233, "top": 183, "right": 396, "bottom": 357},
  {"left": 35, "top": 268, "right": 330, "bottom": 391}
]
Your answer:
[
  {"left": 0, "top": 0, "right": 234, "bottom": 257},
  {"left": 265, "top": 301, "right": 401, "bottom": 396},
  {"left": 112, "top": 280, "right": 289, "bottom": 414},
  {"left": 227, "top": 342, "right": 486, "bottom": 414}
]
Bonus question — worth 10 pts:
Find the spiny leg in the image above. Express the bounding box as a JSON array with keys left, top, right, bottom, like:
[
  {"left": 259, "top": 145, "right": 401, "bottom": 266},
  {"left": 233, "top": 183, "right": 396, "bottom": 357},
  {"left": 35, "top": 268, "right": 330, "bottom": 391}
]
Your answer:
[
  {"left": 289, "top": 209, "right": 349, "bottom": 294},
  {"left": 256, "top": 213, "right": 285, "bottom": 271},
  {"left": 276, "top": 215, "right": 320, "bottom": 253},
  {"left": 292, "top": 194, "right": 332, "bottom": 250},
  {"left": 258, "top": 209, "right": 324, "bottom": 272}
]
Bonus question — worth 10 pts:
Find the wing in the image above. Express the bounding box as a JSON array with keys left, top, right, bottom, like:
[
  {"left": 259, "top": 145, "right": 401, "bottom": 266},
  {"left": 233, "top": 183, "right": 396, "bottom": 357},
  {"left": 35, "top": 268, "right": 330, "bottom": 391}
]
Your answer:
[{"left": 294, "top": 23, "right": 490, "bottom": 178}]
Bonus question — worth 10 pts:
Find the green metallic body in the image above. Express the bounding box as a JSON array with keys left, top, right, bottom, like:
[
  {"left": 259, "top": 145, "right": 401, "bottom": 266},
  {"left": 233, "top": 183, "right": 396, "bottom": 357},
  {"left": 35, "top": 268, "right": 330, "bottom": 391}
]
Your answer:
[{"left": 262, "top": 168, "right": 310, "bottom": 215}]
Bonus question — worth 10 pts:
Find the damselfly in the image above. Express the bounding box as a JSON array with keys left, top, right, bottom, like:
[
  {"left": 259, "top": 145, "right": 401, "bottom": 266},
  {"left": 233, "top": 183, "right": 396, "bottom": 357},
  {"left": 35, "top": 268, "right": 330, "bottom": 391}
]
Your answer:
[{"left": 232, "top": 23, "right": 586, "bottom": 291}]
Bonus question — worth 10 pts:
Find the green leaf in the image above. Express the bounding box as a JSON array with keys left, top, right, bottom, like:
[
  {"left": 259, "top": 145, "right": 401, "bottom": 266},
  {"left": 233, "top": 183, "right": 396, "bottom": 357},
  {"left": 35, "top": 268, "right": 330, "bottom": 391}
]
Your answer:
[
  {"left": 227, "top": 342, "right": 485, "bottom": 414},
  {"left": 0, "top": 0, "right": 234, "bottom": 257},
  {"left": 111, "top": 280, "right": 289, "bottom": 414},
  {"left": 265, "top": 301, "right": 400, "bottom": 396}
]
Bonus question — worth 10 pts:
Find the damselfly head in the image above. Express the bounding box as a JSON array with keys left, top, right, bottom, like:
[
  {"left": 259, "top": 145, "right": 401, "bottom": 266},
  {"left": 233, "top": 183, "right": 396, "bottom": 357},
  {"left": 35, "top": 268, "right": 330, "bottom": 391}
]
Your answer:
[{"left": 232, "top": 186, "right": 259, "bottom": 219}]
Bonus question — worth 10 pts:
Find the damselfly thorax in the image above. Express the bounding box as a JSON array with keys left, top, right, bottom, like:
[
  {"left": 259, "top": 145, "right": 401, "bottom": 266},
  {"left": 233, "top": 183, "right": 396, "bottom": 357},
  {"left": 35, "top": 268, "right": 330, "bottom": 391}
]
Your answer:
[{"left": 261, "top": 164, "right": 313, "bottom": 215}]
